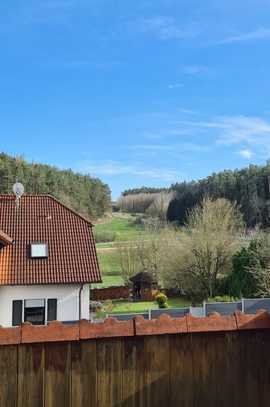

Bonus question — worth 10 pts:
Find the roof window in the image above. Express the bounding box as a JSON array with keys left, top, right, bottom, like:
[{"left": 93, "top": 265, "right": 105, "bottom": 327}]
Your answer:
[{"left": 30, "top": 243, "right": 48, "bottom": 258}]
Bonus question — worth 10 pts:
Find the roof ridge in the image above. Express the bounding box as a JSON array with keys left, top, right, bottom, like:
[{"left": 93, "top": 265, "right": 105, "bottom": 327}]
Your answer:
[{"left": 47, "top": 195, "right": 94, "bottom": 227}]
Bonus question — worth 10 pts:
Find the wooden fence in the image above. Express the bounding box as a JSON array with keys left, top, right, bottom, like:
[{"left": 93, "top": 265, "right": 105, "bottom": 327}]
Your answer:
[{"left": 1, "top": 312, "right": 270, "bottom": 406}]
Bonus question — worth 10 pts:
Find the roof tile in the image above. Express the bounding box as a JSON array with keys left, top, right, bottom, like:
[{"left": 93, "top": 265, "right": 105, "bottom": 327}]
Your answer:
[{"left": 0, "top": 195, "right": 101, "bottom": 285}]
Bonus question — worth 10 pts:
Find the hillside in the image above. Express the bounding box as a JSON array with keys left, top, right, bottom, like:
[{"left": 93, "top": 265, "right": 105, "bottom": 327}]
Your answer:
[
  {"left": 93, "top": 213, "right": 150, "bottom": 288},
  {"left": 0, "top": 153, "right": 111, "bottom": 220},
  {"left": 168, "top": 162, "right": 270, "bottom": 228},
  {"left": 119, "top": 162, "right": 270, "bottom": 228}
]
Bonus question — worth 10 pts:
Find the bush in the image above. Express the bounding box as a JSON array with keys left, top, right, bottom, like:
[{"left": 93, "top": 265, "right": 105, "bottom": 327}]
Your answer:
[
  {"left": 103, "top": 299, "right": 114, "bottom": 313},
  {"left": 155, "top": 292, "right": 168, "bottom": 309},
  {"left": 94, "top": 229, "right": 117, "bottom": 243},
  {"left": 226, "top": 244, "right": 258, "bottom": 298},
  {"left": 89, "top": 301, "right": 103, "bottom": 312}
]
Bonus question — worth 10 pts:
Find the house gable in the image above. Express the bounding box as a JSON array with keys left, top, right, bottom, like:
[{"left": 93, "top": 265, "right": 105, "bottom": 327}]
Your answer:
[{"left": 0, "top": 195, "right": 101, "bottom": 285}]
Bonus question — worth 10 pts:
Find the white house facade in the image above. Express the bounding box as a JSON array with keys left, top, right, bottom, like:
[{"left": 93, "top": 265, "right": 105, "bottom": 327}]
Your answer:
[
  {"left": 0, "top": 284, "right": 90, "bottom": 327},
  {"left": 0, "top": 194, "right": 101, "bottom": 327}
]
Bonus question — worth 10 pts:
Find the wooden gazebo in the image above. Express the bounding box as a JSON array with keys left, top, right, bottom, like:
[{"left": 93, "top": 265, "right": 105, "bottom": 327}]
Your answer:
[{"left": 130, "top": 272, "right": 158, "bottom": 301}]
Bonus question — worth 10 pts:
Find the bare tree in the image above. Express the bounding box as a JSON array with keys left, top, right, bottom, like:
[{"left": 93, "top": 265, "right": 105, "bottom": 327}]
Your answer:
[
  {"left": 146, "top": 192, "right": 175, "bottom": 221},
  {"left": 159, "top": 198, "right": 244, "bottom": 300}
]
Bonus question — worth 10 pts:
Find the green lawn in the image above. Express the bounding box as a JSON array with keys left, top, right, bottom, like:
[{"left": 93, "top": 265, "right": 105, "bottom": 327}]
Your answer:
[
  {"left": 94, "top": 213, "right": 150, "bottom": 288},
  {"left": 92, "top": 275, "right": 124, "bottom": 289},
  {"left": 94, "top": 213, "right": 148, "bottom": 243},
  {"left": 108, "top": 297, "right": 191, "bottom": 314},
  {"left": 97, "top": 251, "right": 121, "bottom": 275}
]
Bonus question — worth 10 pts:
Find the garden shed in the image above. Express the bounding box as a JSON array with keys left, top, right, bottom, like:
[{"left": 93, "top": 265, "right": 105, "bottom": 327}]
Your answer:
[{"left": 130, "top": 272, "right": 158, "bottom": 301}]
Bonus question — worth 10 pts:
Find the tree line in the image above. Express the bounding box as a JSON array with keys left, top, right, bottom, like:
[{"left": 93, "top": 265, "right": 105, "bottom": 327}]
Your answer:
[
  {"left": 122, "top": 187, "right": 169, "bottom": 196},
  {"left": 117, "top": 192, "right": 175, "bottom": 220},
  {"left": 168, "top": 162, "right": 270, "bottom": 228},
  {"left": 118, "top": 197, "right": 270, "bottom": 303},
  {"left": 0, "top": 153, "right": 111, "bottom": 219}
]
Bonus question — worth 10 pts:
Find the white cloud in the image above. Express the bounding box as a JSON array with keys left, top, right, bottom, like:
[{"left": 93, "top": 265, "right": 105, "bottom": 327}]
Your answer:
[
  {"left": 137, "top": 16, "right": 199, "bottom": 40},
  {"left": 168, "top": 83, "right": 184, "bottom": 89},
  {"left": 79, "top": 160, "right": 181, "bottom": 182},
  {"left": 239, "top": 149, "right": 254, "bottom": 159},
  {"left": 177, "top": 115, "right": 270, "bottom": 145},
  {"left": 180, "top": 65, "right": 210, "bottom": 75},
  {"left": 215, "top": 116, "right": 270, "bottom": 145},
  {"left": 218, "top": 27, "right": 270, "bottom": 44},
  {"left": 178, "top": 108, "right": 196, "bottom": 115},
  {"left": 130, "top": 143, "right": 210, "bottom": 153},
  {"left": 175, "top": 115, "right": 270, "bottom": 158}
]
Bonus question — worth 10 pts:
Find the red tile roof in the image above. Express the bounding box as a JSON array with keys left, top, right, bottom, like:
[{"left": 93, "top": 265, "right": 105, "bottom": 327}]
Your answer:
[{"left": 0, "top": 195, "right": 101, "bottom": 285}]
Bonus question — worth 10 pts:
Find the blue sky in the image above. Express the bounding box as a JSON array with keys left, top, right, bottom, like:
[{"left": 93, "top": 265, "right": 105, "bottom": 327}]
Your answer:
[{"left": 1, "top": 0, "right": 270, "bottom": 198}]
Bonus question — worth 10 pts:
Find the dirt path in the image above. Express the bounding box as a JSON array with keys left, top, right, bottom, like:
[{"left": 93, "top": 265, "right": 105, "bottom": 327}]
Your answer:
[{"left": 96, "top": 239, "right": 150, "bottom": 253}]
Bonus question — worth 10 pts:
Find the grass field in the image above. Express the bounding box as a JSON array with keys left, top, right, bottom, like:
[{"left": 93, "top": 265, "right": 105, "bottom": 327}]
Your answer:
[
  {"left": 93, "top": 213, "right": 149, "bottom": 288},
  {"left": 92, "top": 275, "right": 124, "bottom": 289},
  {"left": 105, "top": 297, "right": 191, "bottom": 314},
  {"left": 94, "top": 213, "right": 148, "bottom": 245}
]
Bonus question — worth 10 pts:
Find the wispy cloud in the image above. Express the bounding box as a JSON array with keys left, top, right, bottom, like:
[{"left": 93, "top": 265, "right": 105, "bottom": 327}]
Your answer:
[
  {"left": 137, "top": 16, "right": 200, "bottom": 40},
  {"left": 176, "top": 115, "right": 270, "bottom": 157},
  {"left": 180, "top": 65, "right": 210, "bottom": 75},
  {"left": 218, "top": 27, "right": 270, "bottom": 44},
  {"left": 215, "top": 116, "right": 270, "bottom": 145},
  {"left": 178, "top": 108, "right": 196, "bottom": 115},
  {"left": 79, "top": 160, "right": 181, "bottom": 182},
  {"left": 130, "top": 143, "right": 210, "bottom": 153},
  {"left": 239, "top": 149, "right": 254, "bottom": 159},
  {"left": 168, "top": 83, "right": 184, "bottom": 89}
]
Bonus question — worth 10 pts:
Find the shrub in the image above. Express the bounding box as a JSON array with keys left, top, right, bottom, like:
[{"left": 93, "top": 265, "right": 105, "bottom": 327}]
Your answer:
[
  {"left": 103, "top": 299, "right": 114, "bottom": 313},
  {"left": 94, "top": 229, "right": 117, "bottom": 243},
  {"left": 89, "top": 301, "right": 103, "bottom": 312},
  {"left": 226, "top": 243, "right": 258, "bottom": 298},
  {"left": 155, "top": 292, "right": 168, "bottom": 309}
]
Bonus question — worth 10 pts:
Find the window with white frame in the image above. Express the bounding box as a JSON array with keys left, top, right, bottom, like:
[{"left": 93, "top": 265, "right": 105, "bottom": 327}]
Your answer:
[
  {"left": 12, "top": 298, "right": 57, "bottom": 326},
  {"left": 30, "top": 243, "right": 48, "bottom": 258}
]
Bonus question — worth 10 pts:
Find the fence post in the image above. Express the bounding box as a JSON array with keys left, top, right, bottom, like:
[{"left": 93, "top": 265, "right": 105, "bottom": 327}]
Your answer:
[
  {"left": 241, "top": 298, "right": 245, "bottom": 313},
  {"left": 203, "top": 301, "right": 206, "bottom": 317},
  {"left": 148, "top": 309, "right": 151, "bottom": 320}
]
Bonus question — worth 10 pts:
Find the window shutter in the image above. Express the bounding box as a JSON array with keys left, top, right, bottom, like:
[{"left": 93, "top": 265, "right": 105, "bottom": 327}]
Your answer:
[
  {"left": 47, "top": 299, "right": 57, "bottom": 321},
  {"left": 12, "top": 300, "right": 23, "bottom": 326}
]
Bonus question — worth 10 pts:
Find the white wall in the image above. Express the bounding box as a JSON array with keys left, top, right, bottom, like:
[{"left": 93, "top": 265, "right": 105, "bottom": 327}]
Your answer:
[{"left": 0, "top": 284, "right": 90, "bottom": 327}]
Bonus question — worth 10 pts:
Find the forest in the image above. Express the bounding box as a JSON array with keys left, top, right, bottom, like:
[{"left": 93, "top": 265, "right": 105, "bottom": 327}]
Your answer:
[
  {"left": 119, "top": 163, "right": 270, "bottom": 228},
  {"left": 168, "top": 162, "right": 270, "bottom": 228},
  {"left": 0, "top": 153, "right": 111, "bottom": 219}
]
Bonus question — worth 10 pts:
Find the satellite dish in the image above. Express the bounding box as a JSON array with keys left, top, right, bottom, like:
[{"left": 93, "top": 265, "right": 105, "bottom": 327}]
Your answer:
[{"left": 12, "top": 182, "right": 24, "bottom": 198}]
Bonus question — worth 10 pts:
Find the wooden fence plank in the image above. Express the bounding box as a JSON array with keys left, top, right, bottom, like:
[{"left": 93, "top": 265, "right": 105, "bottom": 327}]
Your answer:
[
  {"left": 144, "top": 334, "right": 170, "bottom": 407},
  {"left": 236, "top": 331, "right": 270, "bottom": 407},
  {"left": 18, "top": 343, "right": 44, "bottom": 407},
  {"left": 71, "top": 340, "right": 97, "bottom": 407},
  {"left": 44, "top": 342, "right": 71, "bottom": 407},
  {"left": 257, "top": 331, "right": 270, "bottom": 406},
  {"left": 0, "top": 345, "right": 17, "bottom": 407},
  {"left": 170, "top": 334, "right": 193, "bottom": 407},
  {"left": 1, "top": 329, "right": 270, "bottom": 406},
  {"left": 97, "top": 338, "right": 123, "bottom": 407},
  {"left": 191, "top": 333, "right": 220, "bottom": 407},
  {"left": 122, "top": 336, "right": 146, "bottom": 407}
]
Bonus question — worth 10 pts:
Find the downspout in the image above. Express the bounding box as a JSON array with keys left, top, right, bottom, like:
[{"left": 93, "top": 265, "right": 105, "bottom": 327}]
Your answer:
[{"left": 78, "top": 284, "right": 83, "bottom": 321}]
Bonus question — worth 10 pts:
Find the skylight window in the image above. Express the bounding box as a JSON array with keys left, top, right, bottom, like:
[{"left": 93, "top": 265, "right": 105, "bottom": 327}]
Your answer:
[{"left": 30, "top": 244, "right": 48, "bottom": 258}]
